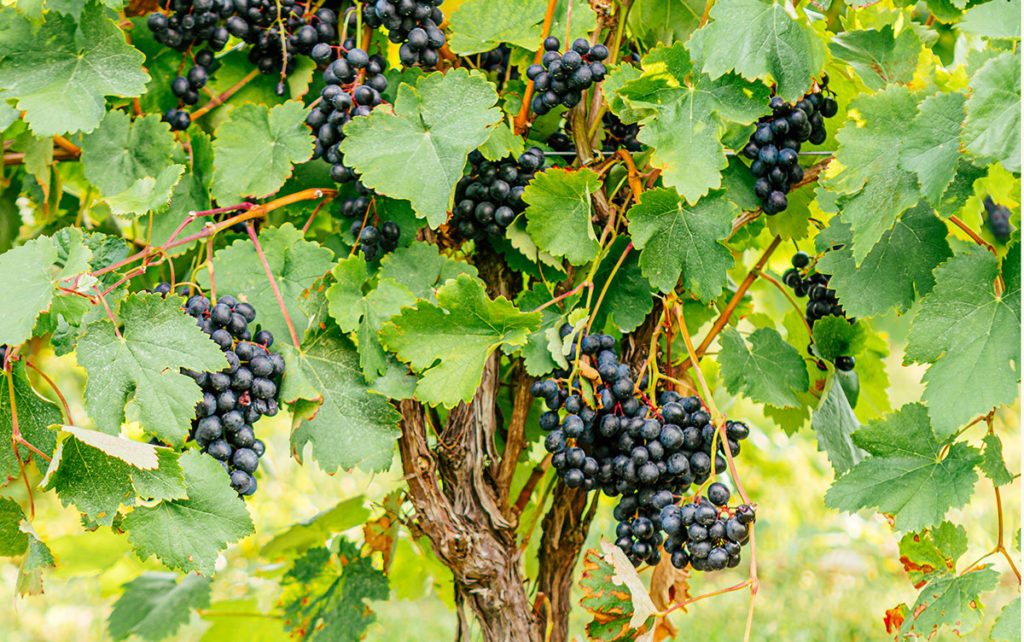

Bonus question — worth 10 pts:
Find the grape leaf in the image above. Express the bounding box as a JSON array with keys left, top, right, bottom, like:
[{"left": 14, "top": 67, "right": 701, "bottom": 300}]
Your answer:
[
  {"left": 825, "top": 403, "right": 982, "bottom": 531},
  {"left": 615, "top": 43, "right": 770, "bottom": 203},
  {"left": 80, "top": 111, "right": 179, "bottom": 198},
  {"left": 719, "top": 327, "right": 809, "bottom": 408},
  {"left": 283, "top": 325, "right": 401, "bottom": 473},
  {"left": 341, "top": 69, "right": 501, "bottom": 226},
  {"left": 812, "top": 376, "right": 863, "bottom": 475},
  {"left": 626, "top": 187, "right": 736, "bottom": 299},
  {"left": 378, "top": 241, "right": 479, "bottom": 302},
  {"left": 41, "top": 427, "right": 185, "bottom": 524},
  {"left": 815, "top": 204, "right": 952, "bottom": 317},
  {"left": 898, "top": 93, "right": 966, "bottom": 204},
  {"left": 514, "top": 283, "right": 582, "bottom": 376},
  {"left": 477, "top": 122, "right": 524, "bottom": 162},
  {"left": 628, "top": 0, "right": 704, "bottom": 49},
  {"left": 980, "top": 433, "right": 1014, "bottom": 486},
  {"left": 261, "top": 496, "right": 370, "bottom": 559},
  {"left": 959, "top": 0, "right": 1021, "bottom": 40},
  {"left": 579, "top": 541, "right": 657, "bottom": 641},
  {"left": 152, "top": 130, "right": 215, "bottom": 255},
  {"left": 108, "top": 573, "right": 211, "bottom": 642},
  {"left": 963, "top": 51, "right": 1020, "bottom": 173},
  {"left": 0, "top": 229, "right": 91, "bottom": 346},
  {"left": 901, "top": 567, "right": 999, "bottom": 638},
  {"left": 201, "top": 223, "right": 335, "bottom": 348},
  {"left": 904, "top": 244, "right": 1020, "bottom": 438},
  {"left": 280, "top": 542, "right": 389, "bottom": 642},
  {"left": 991, "top": 597, "right": 1021, "bottom": 642},
  {"left": 589, "top": 237, "right": 654, "bottom": 334},
  {"left": 16, "top": 525, "right": 54, "bottom": 596},
  {"left": 76, "top": 292, "right": 229, "bottom": 445},
  {"left": 0, "top": 362, "right": 60, "bottom": 480},
  {"left": 0, "top": 4, "right": 149, "bottom": 136},
  {"left": 123, "top": 450, "right": 254, "bottom": 575},
  {"left": 827, "top": 26, "right": 923, "bottom": 91},
  {"left": 380, "top": 274, "right": 541, "bottom": 407},
  {"left": 524, "top": 167, "right": 601, "bottom": 265},
  {"left": 689, "top": 0, "right": 825, "bottom": 101},
  {"left": 211, "top": 101, "right": 314, "bottom": 204},
  {"left": 898, "top": 521, "right": 967, "bottom": 587},
  {"left": 105, "top": 165, "right": 186, "bottom": 218},
  {"left": 446, "top": 0, "right": 546, "bottom": 53},
  {"left": 822, "top": 86, "right": 922, "bottom": 264},
  {"left": 0, "top": 497, "right": 28, "bottom": 556}
]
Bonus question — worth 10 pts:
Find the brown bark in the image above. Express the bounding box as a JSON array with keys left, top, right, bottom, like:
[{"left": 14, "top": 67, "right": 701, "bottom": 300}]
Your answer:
[{"left": 397, "top": 354, "right": 537, "bottom": 642}]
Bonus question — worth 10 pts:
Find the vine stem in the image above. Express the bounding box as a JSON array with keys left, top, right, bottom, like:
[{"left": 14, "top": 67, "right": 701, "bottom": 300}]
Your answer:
[
  {"left": 94, "top": 285, "right": 123, "bottom": 340},
  {"left": 617, "top": 149, "right": 645, "bottom": 202},
  {"left": 678, "top": 236, "right": 781, "bottom": 372},
  {"left": 5, "top": 359, "right": 35, "bottom": 518},
  {"left": 757, "top": 269, "right": 813, "bottom": 337},
  {"left": 190, "top": 69, "right": 260, "bottom": 121},
  {"left": 513, "top": 454, "right": 552, "bottom": 516},
  {"left": 512, "top": 0, "right": 560, "bottom": 134},
  {"left": 949, "top": 215, "right": 1005, "bottom": 295},
  {"left": 245, "top": 222, "right": 301, "bottom": 349},
  {"left": 585, "top": 242, "right": 632, "bottom": 333},
  {"left": 300, "top": 197, "right": 331, "bottom": 234},
  {"left": 52, "top": 135, "right": 81, "bottom": 157},
  {"left": 25, "top": 360, "right": 71, "bottom": 428},
  {"left": 531, "top": 281, "right": 592, "bottom": 313},
  {"left": 658, "top": 578, "right": 751, "bottom": 615}
]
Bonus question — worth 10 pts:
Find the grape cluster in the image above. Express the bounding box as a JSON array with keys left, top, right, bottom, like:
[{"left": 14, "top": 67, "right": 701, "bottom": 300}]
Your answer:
[
  {"left": 307, "top": 49, "right": 389, "bottom": 184},
  {"left": 531, "top": 325, "right": 754, "bottom": 569},
  {"left": 741, "top": 78, "right": 838, "bottom": 215},
  {"left": 526, "top": 37, "right": 608, "bottom": 116},
  {"left": 337, "top": 181, "right": 400, "bottom": 261},
  {"left": 450, "top": 148, "right": 546, "bottom": 239},
  {"left": 148, "top": 2, "right": 344, "bottom": 128},
  {"left": 362, "top": 0, "right": 445, "bottom": 68},
  {"left": 983, "top": 196, "right": 1014, "bottom": 241},
  {"left": 461, "top": 45, "right": 515, "bottom": 81},
  {"left": 163, "top": 49, "right": 217, "bottom": 131},
  {"left": 782, "top": 252, "right": 856, "bottom": 372},
  {"left": 661, "top": 484, "right": 755, "bottom": 572},
  {"left": 177, "top": 289, "right": 285, "bottom": 497},
  {"left": 546, "top": 112, "right": 642, "bottom": 155}
]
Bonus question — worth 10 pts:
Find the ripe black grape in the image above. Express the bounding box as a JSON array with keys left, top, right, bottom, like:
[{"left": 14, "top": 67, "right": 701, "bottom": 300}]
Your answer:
[
  {"left": 362, "top": 0, "right": 445, "bottom": 68},
  {"left": 781, "top": 251, "right": 858, "bottom": 371},
  {"left": 528, "top": 37, "right": 607, "bottom": 116},
  {"left": 451, "top": 148, "right": 546, "bottom": 240},
  {"left": 531, "top": 324, "right": 756, "bottom": 571},
  {"left": 983, "top": 195, "right": 1014, "bottom": 241}
]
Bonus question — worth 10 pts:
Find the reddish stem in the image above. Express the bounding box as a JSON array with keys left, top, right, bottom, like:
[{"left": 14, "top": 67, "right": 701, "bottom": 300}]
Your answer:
[
  {"left": 25, "top": 360, "right": 71, "bottom": 427},
  {"left": 245, "top": 222, "right": 301, "bottom": 349},
  {"left": 531, "top": 281, "right": 592, "bottom": 313}
]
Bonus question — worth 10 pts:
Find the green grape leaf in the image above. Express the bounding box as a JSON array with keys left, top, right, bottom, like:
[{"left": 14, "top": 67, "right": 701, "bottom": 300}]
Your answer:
[
  {"left": 11, "top": 129, "right": 53, "bottom": 190},
  {"left": 76, "top": 292, "right": 228, "bottom": 444},
  {"left": 812, "top": 376, "right": 863, "bottom": 476},
  {"left": 108, "top": 573, "right": 212, "bottom": 642},
  {"left": 628, "top": 0, "right": 704, "bottom": 49},
  {"left": 689, "top": 0, "right": 825, "bottom": 101},
  {"left": 991, "top": 597, "right": 1021, "bottom": 642},
  {"left": 283, "top": 325, "right": 401, "bottom": 473},
  {"left": 123, "top": 451, "right": 254, "bottom": 575},
  {"left": 822, "top": 86, "right": 922, "bottom": 264},
  {"left": 80, "top": 111, "right": 179, "bottom": 197},
  {"left": 980, "top": 433, "right": 1014, "bottom": 486},
  {"left": 381, "top": 274, "right": 541, "bottom": 407},
  {"left": 201, "top": 223, "right": 335, "bottom": 348},
  {"left": 626, "top": 188, "right": 735, "bottom": 299},
  {"left": 524, "top": 167, "right": 601, "bottom": 265},
  {"left": 825, "top": 403, "right": 982, "bottom": 531},
  {"left": 0, "top": 229, "right": 91, "bottom": 346},
  {"left": 211, "top": 101, "right": 314, "bottom": 204},
  {"left": 378, "top": 241, "right": 480, "bottom": 302},
  {"left": 904, "top": 244, "right": 1020, "bottom": 438},
  {"left": 105, "top": 165, "right": 186, "bottom": 218},
  {"left": 280, "top": 542, "right": 389, "bottom": 642},
  {"left": 477, "top": 122, "right": 524, "bottom": 162},
  {"left": 16, "top": 526, "right": 54, "bottom": 596},
  {"left": 0, "top": 362, "right": 60, "bottom": 480},
  {"left": 341, "top": 69, "right": 501, "bottom": 226},
  {"left": 0, "top": 497, "right": 28, "bottom": 556},
  {"left": 153, "top": 130, "right": 215, "bottom": 255},
  {"left": 827, "top": 26, "right": 923, "bottom": 91},
  {"left": 514, "top": 283, "right": 581, "bottom": 377},
  {"left": 963, "top": 51, "right": 1020, "bottom": 173},
  {"left": 260, "top": 496, "right": 369, "bottom": 559},
  {"left": 719, "top": 327, "right": 809, "bottom": 408},
  {"left": 815, "top": 205, "right": 952, "bottom": 317},
  {"left": 899, "top": 93, "right": 966, "bottom": 204},
  {"left": 589, "top": 237, "right": 654, "bottom": 334},
  {"left": 901, "top": 567, "right": 999, "bottom": 638},
  {"left": 616, "top": 43, "right": 770, "bottom": 203},
  {"left": 446, "top": 0, "right": 547, "bottom": 53},
  {"left": 959, "top": 0, "right": 1021, "bottom": 40},
  {"left": 0, "top": 4, "right": 149, "bottom": 135}
]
